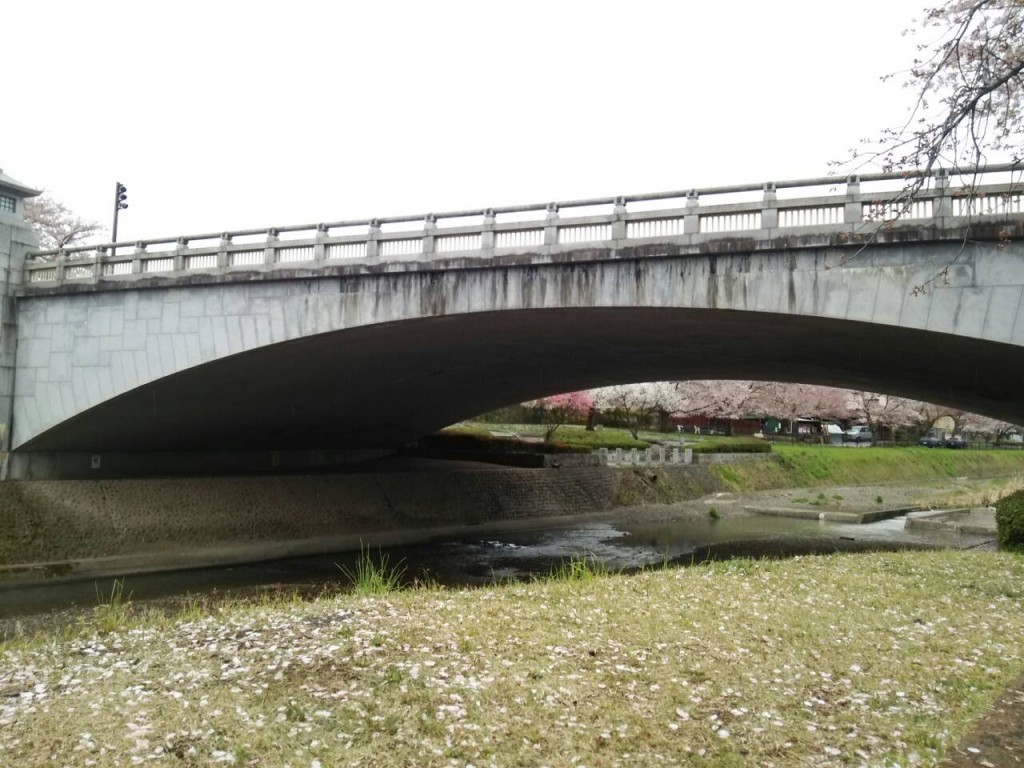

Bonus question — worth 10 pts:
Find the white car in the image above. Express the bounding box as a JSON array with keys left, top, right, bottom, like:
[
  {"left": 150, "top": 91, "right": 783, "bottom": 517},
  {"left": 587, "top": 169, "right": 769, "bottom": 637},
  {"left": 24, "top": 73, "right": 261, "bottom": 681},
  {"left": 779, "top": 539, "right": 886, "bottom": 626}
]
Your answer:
[{"left": 844, "top": 425, "right": 873, "bottom": 443}]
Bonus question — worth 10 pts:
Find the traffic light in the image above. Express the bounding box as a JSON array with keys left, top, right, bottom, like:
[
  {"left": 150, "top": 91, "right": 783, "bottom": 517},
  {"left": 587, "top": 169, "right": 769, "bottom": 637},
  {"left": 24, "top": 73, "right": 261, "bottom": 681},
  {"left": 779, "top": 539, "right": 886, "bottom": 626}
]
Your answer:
[{"left": 112, "top": 181, "right": 129, "bottom": 245}]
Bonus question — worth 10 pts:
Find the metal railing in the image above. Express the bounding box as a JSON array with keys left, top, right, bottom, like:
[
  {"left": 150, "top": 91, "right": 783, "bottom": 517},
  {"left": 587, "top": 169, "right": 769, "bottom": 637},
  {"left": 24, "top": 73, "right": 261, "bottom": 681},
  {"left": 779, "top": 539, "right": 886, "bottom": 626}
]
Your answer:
[{"left": 23, "top": 163, "right": 1024, "bottom": 289}]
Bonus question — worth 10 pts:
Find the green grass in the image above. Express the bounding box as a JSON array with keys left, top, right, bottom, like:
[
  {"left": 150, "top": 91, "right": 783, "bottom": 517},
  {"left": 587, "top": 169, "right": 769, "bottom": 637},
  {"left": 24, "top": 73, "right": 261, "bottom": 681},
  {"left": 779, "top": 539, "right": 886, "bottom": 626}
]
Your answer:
[
  {"left": 703, "top": 444, "right": 1024, "bottom": 493},
  {"left": 337, "top": 544, "right": 407, "bottom": 595},
  {"left": 3, "top": 551, "right": 1024, "bottom": 766},
  {"left": 546, "top": 553, "right": 609, "bottom": 582},
  {"left": 92, "top": 578, "right": 132, "bottom": 634}
]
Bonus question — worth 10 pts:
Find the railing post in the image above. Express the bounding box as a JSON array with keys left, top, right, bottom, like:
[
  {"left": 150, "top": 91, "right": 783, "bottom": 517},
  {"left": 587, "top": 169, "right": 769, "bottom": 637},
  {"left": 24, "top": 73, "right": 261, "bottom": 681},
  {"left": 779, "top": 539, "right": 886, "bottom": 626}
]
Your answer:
[
  {"left": 684, "top": 191, "right": 700, "bottom": 234},
  {"left": 264, "top": 228, "right": 279, "bottom": 265},
  {"left": 174, "top": 238, "right": 188, "bottom": 272},
  {"left": 131, "top": 242, "right": 147, "bottom": 279},
  {"left": 422, "top": 214, "right": 437, "bottom": 257},
  {"left": 92, "top": 249, "right": 105, "bottom": 284},
  {"left": 544, "top": 203, "right": 559, "bottom": 246},
  {"left": 761, "top": 182, "right": 778, "bottom": 229},
  {"left": 611, "top": 196, "right": 627, "bottom": 241},
  {"left": 314, "top": 224, "right": 329, "bottom": 264},
  {"left": 366, "top": 220, "right": 381, "bottom": 260},
  {"left": 844, "top": 175, "right": 862, "bottom": 224},
  {"left": 128, "top": 245, "right": 142, "bottom": 275},
  {"left": 480, "top": 209, "right": 496, "bottom": 253},
  {"left": 934, "top": 168, "right": 952, "bottom": 219},
  {"left": 54, "top": 250, "right": 67, "bottom": 284},
  {"left": 217, "top": 234, "right": 231, "bottom": 268}
]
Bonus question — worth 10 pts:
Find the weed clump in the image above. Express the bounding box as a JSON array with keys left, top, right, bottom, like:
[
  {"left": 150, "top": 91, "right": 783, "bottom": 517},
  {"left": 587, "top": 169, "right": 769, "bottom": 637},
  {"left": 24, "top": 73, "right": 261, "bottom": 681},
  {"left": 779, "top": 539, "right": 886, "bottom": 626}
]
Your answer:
[
  {"left": 547, "top": 554, "right": 608, "bottom": 582},
  {"left": 338, "top": 545, "right": 407, "bottom": 595},
  {"left": 93, "top": 579, "right": 132, "bottom": 634}
]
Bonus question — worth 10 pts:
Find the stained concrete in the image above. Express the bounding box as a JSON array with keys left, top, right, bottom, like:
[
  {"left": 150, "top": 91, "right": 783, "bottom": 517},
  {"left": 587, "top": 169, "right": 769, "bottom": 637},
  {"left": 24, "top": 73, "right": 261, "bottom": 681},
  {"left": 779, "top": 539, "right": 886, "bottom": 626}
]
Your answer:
[{"left": 7, "top": 208, "right": 1024, "bottom": 479}]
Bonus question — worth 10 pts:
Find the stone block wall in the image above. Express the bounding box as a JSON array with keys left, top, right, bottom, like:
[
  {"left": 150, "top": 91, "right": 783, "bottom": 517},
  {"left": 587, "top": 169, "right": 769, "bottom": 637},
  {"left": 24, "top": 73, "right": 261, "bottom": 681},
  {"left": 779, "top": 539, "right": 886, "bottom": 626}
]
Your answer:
[{"left": 0, "top": 211, "right": 37, "bottom": 466}]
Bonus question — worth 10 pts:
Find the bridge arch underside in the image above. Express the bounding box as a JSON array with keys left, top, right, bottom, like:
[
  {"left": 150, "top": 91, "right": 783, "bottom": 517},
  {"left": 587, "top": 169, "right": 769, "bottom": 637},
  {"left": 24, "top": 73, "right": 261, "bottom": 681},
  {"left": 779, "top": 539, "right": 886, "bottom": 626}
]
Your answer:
[{"left": 15, "top": 306, "right": 1024, "bottom": 460}]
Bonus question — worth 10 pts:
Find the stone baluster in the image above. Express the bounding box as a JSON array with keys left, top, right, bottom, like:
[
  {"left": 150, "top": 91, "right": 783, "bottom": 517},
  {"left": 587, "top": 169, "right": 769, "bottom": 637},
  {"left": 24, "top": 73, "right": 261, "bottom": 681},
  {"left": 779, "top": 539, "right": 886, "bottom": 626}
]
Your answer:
[
  {"left": 934, "top": 168, "right": 952, "bottom": 219},
  {"left": 480, "top": 209, "right": 496, "bottom": 254},
  {"left": 544, "top": 203, "right": 559, "bottom": 246},
  {"left": 844, "top": 175, "right": 862, "bottom": 224},
  {"left": 684, "top": 191, "right": 699, "bottom": 234},
  {"left": 611, "top": 197, "right": 627, "bottom": 241},
  {"left": 422, "top": 214, "right": 437, "bottom": 257},
  {"left": 366, "top": 220, "right": 381, "bottom": 260},
  {"left": 314, "top": 224, "right": 329, "bottom": 264},
  {"left": 131, "top": 243, "right": 147, "bottom": 280},
  {"left": 127, "top": 245, "right": 143, "bottom": 275},
  {"left": 264, "top": 228, "right": 279, "bottom": 265},
  {"left": 761, "top": 182, "right": 778, "bottom": 230},
  {"left": 217, "top": 234, "right": 231, "bottom": 268},
  {"left": 174, "top": 238, "right": 188, "bottom": 273},
  {"left": 55, "top": 250, "right": 68, "bottom": 283}
]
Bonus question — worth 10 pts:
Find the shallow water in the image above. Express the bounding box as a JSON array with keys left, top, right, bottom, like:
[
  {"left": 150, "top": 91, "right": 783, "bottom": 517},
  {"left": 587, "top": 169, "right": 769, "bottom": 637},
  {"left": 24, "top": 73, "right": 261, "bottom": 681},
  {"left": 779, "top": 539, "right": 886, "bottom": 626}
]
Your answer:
[{"left": 0, "top": 510, "right": 989, "bottom": 623}]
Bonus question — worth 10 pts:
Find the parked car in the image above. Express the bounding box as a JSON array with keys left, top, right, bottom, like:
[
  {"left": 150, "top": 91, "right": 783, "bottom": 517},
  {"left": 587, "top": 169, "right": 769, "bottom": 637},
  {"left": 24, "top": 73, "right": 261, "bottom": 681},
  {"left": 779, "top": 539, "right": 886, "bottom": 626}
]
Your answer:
[
  {"left": 844, "top": 425, "right": 873, "bottom": 444},
  {"left": 918, "top": 434, "right": 944, "bottom": 448},
  {"left": 946, "top": 435, "right": 967, "bottom": 449}
]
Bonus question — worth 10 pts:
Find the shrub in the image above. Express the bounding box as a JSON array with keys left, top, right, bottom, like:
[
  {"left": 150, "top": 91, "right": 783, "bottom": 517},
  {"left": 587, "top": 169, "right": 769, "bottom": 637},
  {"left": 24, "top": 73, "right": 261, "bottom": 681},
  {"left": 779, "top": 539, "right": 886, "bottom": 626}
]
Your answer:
[
  {"left": 690, "top": 439, "right": 772, "bottom": 454},
  {"left": 995, "top": 489, "right": 1024, "bottom": 552},
  {"left": 418, "top": 432, "right": 587, "bottom": 455}
]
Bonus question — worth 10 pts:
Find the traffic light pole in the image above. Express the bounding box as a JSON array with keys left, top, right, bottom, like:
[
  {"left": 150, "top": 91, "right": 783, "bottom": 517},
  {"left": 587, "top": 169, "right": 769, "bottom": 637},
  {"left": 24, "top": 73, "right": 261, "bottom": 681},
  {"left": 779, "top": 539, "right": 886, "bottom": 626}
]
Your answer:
[{"left": 111, "top": 181, "right": 127, "bottom": 258}]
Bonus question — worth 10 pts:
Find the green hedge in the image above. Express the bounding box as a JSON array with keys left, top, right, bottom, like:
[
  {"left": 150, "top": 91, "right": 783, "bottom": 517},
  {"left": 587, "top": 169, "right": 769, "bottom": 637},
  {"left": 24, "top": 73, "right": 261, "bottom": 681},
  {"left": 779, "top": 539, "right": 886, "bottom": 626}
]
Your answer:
[
  {"left": 417, "top": 432, "right": 585, "bottom": 455},
  {"left": 996, "top": 489, "right": 1024, "bottom": 552},
  {"left": 690, "top": 439, "right": 772, "bottom": 454}
]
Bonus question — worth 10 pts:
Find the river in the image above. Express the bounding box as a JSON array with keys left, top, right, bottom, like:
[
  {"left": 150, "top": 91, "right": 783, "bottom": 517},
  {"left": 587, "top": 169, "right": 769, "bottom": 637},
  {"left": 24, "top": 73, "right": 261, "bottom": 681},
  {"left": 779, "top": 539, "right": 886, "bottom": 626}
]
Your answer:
[{"left": 0, "top": 505, "right": 990, "bottom": 636}]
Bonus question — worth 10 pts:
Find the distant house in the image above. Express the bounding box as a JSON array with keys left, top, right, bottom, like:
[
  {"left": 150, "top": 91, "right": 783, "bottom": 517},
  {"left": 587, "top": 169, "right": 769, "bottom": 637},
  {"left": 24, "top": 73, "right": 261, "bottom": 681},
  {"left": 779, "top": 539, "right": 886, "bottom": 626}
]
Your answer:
[
  {"left": 671, "top": 415, "right": 762, "bottom": 436},
  {"left": 673, "top": 414, "right": 845, "bottom": 441}
]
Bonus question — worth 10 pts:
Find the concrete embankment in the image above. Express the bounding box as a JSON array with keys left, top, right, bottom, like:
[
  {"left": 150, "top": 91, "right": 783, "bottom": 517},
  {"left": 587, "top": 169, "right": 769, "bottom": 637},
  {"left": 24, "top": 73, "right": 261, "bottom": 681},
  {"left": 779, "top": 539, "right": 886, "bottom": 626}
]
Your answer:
[{"left": 0, "top": 461, "right": 735, "bottom": 584}]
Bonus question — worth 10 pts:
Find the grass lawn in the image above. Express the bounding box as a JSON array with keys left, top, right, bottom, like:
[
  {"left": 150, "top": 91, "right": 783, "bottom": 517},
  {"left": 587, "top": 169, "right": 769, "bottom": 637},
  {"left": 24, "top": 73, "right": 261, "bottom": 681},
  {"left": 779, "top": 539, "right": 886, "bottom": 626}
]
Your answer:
[
  {"left": 3, "top": 550, "right": 1023, "bottom": 766},
  {"left": 705, "top": 446, "right": 1024, "bottom": 498}
]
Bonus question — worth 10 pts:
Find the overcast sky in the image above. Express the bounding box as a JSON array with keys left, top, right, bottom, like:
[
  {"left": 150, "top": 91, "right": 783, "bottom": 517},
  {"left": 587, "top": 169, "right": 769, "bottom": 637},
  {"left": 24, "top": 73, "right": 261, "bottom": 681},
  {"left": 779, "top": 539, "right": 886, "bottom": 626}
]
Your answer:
[{"left": 4, "top": 0, "right": 932, "bottom": 242}]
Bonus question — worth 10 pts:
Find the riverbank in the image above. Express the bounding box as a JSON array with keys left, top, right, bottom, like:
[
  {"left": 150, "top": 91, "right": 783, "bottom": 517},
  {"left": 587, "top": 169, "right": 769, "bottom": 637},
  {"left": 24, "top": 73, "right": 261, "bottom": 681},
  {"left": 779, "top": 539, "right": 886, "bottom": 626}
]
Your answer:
[
  {"left": 2, "top": 448, "right": 1022, "bottom": 585},
  {"left": 2, "top": 549, "right": 1022, "bottom": 766}
]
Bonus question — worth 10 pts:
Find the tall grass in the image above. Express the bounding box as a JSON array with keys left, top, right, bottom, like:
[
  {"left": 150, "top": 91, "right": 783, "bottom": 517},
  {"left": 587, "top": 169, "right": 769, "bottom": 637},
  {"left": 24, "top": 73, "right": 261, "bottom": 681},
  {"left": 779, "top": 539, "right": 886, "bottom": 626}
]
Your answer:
[
  {"left": 337, "top": 545, "right": 407, "bottom": 595},
  {"left": 546, "top": 553, "right": 609, "bottom": 582},
  {"left": 92, "top": 579, "right": 132, "bottom": 634}
]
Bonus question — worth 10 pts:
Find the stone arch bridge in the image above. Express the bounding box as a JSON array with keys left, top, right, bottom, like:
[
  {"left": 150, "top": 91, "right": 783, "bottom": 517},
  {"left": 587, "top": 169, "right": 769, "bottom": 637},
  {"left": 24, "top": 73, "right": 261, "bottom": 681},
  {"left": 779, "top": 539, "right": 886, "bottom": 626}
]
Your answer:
[{"left": 4, "top": 166, "right": 1024, "bottom": 479}]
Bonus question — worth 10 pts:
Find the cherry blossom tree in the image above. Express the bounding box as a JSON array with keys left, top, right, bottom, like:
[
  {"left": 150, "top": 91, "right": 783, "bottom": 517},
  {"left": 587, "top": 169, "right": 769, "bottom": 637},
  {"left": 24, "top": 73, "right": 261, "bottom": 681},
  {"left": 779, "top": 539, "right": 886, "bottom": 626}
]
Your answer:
[
  {"left": 533, "top": 391, "right": 594, "bottom": 441},
  {"left": 672, "top": 380, "right": 763, "bottom": 422},
  {"left": 853, "top": 1, "right": 1023, "bottom": 178},
  {"left": 591, "top": 383, "right": 677, "bottom": 439},
  {"left": 848, "top": 391, "right": 921, "bottom": 439},
  {"left": 747, "top": 383, "right": 853, "bottom": 426},
  {"left": 23, "top": 195, "right": 103, "bottom": 254}
]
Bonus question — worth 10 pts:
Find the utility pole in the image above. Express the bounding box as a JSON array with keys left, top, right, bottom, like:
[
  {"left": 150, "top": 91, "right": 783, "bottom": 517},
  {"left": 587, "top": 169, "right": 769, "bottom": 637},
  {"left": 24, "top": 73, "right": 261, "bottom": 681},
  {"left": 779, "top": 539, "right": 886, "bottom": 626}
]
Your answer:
[{"left": 111, "top": 182, "right": 128, "bottom": 257}]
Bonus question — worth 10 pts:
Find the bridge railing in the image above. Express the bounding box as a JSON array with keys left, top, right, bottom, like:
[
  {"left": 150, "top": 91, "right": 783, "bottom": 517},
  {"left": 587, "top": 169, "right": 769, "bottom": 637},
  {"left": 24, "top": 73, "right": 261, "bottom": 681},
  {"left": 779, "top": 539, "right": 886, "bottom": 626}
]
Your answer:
[{"left": 22, "top": 163, "right": 1024, "bottom": 288}]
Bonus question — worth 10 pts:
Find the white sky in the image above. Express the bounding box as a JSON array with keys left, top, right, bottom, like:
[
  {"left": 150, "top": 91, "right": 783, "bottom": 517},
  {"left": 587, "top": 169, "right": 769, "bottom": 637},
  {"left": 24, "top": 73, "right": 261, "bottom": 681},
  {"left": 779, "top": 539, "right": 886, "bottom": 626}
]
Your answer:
[{"left": 3, "top": 0, "right": 932, "bottom": 243}]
